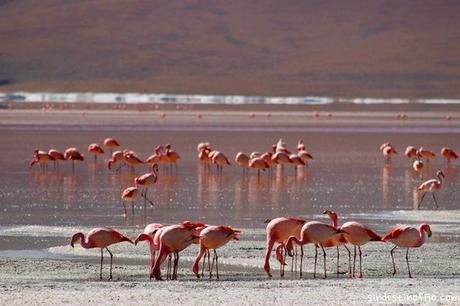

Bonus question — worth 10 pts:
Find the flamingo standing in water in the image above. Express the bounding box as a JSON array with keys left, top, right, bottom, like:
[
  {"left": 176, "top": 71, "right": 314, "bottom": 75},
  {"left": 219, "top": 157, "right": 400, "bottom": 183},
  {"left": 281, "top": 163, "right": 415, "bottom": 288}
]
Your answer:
[
  {"left": 405, "top": 146, "right": 418, "bottom": 160},
  {"left": 417, "top": 170, "right": 445, "bottom": 208},
  {"left": 164, "top": 144, "right": 180, "bottom": 170},
  {"left": 192, "top": 225, "right": 241, "bottom": 279},
  {"left": 322, "top": 210, "right": 352, "bottom": 276},
  {"left": 380, "top": 142, "right": 397, "bottom": 163},
  {"left": 211, "top": 151, "right": 231, "bottom": 174},
  {"left": 264, "top": 217, "right": 306, "bottom": 277},
  {"left": 107, "top": 150, "right": 125, "bottom": 171},
  {"left": 104, "top": 138, "right": 120, "bottom": 155},
  {"left": 382, "top": 223, "right": 432, "bottom": 278},
  {"left": 30, "top": 149, "right": 54, "bottom": 170},
  {"left": 88, "top": 143, "right": 104, "bottom": 162},
  {"left": 121, "top": 186, "right": 140, "bottom": 216},
  {"left": 123, "top": 150, "right": 144, "bottom": 172},
  {"left": 441, "top": 147, "right": 458, "bottom": 164},
  {"left": 418, "top": 147, "right": 436, "bottom": 163},
  {"left": 146, "top": 146, "right": 163, "bottom": 165},
  {"left": 150, "top": 222, "right": 205, "bottom": 280},
  {"left": 48, "top": 149, "right": 65, "bottom": 167},
  {"left": 235, "top": 152, "right": 250, "bottom": 175},
  {"left": 134, "top": 163, "right": 159, "bottom": 207},
  {"left": 286, "top": 221, "right": 346, "bottom": 278},
  {"left": 340, "top": 221, "right": 382, "bottom": 278},
  {"left": 64, "top": 147, "right": 84, "bottom": 172},
  {"left": 198, "top": 145, "right": 212, "bottom": 171},
  {"left": 412, "top": 152, "right": 424, "bottom": 179},
  {"left": 70, "top": 228, "right": 133, "bottom": 280},
  {"left": 249, "top": 156, "right": 269, "bottom": 178}
]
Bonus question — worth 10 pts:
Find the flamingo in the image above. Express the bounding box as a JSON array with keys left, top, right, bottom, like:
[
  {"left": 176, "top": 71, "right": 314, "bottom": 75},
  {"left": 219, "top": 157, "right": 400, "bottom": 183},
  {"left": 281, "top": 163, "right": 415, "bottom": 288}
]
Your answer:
[
  {"left": 164, "top": 144, "right": 180, "bottom": 170},
  {"left": 107, "top": 150, "right": 125, "bottom": 171},
  {"left": 298, "top": 150, "right": 314, "bottom": 163},
  {"left": 104, "top": 138, "right": 120, "bottom": 154},
  {"left": 382, "top": 223, "right": 432, "bottom": 278},
  {"left": 289, "top": 154, "right": 305, "bottom": 172},
  {"left": 286, "top": 221, "right": 346, "bottom": 278},
  {"left": 264, "top": 217, "right": 306, "bottom": 277},
  {"left": 235, "top": 152, "right": 250, "bottom": 175},
  {"left": 88, "top": 143, "right": 104, "bottom": 162},
  {"left": 121, "top": 186, "right": 140, "bottom": 216},
  {"left": 249, "top": 156, "right": 269, "bottom": 178},
  {"left": 123, "top": 150, "right": 144, "bottom": 172},
  {"left": 412, "top": 152, "right": 424, "bottom": 179},
  {"left": 322, "top": 210, "right": 352, "bottom": 276},
  {"left": 198, "top": 146, "right": 212, "bottom": 171},
  {"left": 271, "top": 151, "right": 291, "bottom": 168},
  {"left": 192, "top": 225, "right": 241, "bottom": 279},
  {"left": 418, "top": 147, "right": 436, "bottom": 162},
  {"left": 405, "top": 146, "right": 418, "bottom": 160},
  {"left": 340, "top": 221, "right": 382, "bottom": 278},
  {"left": 417, "top": 170, "right": 445, "bottom": 208},
  {"left": 380, "top": 142, "right": 397, "bottom": 163},
  {"left": 197, "top": 142, "right": 211, "bottom": 153},
  {"left": 134, "top": 223, "right": 164, "bottom": 269},
  {"left": 30, "top": 149, "right": 54, "bottom": 170},
  {"left": 64, "top": 147, "right": 84, "bottom": 172},
  {"left": 48, "top": 149, "right": 65, "bottom": 167},
  {"left": 134, "top": 163, "right": 159, "bottom": 207},
  {"left": 211, "top": 151, "right": 231, "bottom": 174},
  {"left": 150, "top": 222, "right": 205, "bottom": 280},
  {"left": 145, "top": 146, "right": 163, "bottom": 165},
  {"left": 441, "top": 147, "right": 458, "bottom": 164},
  {"left": 297, "top": 139, "right": 306, "bottom": 151},
  {"left": 70, "top": 228, "right": 133, "bottom": 280}
]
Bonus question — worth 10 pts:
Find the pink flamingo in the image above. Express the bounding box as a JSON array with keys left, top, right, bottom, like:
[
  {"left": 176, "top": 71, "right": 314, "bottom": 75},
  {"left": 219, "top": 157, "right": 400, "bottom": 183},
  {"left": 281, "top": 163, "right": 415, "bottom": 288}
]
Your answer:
[
  {"left": 134, "top": 223, "right": 164, "bottom": 269},
  {"left": 322, "top": 210, "right": 352, "bottom": 276},
  {"left": 70, "top": 228, "right": 133, "bottom": 280},
  {"left": 235, "top": 152, "right": 250, "bottom": 175},
  {"left": 64, "top": 147, "right": 84, "bottom": 172},
  {"left": 121, "top": 186, "right": 140, "bottom": 216},
  {"left": 249, "top": 156, "right": 269, "bottom": 178},
  {"left": 382, "top": 224, "right": 432, "bottom": 278},
  {"left": 30, "top": 149, "right": 54, "bottom": 170},
  {"left": 123, "top": 150, "right": 144, "bottom": 172},
  {"left": 104, "top": 138, "right": 120, "bottom": 155},
  {"left": 380, "top": 142, "right": 397, "bottom": 163},
  {"left": 441, "top": 147, "right": 458, "bottom": 164},
  {"left": 405, "top": 146, "right": 418, "bottom": 160},
  {"left": 145, "top": 146, "right": 163, "bottom": 165},
  {"left": 151, "top": 222, "right": 205, "bottom": 280},
  {"left": 417, "top": 170, "right": 445, "bottom": 208},
  {"left": 286, "top": 221, "right": 346, "bottom": 278},
  {"left": 192, "top": 225, "right": 241, "bottom": 279},
  {"left": 48, "top": 149, "right": 65, "bottom": 167},
  {"left": 88, "top": 143, "right": 104, "bottom": 161},
  {"left": 418, "top": 147, "right": 436, "bottom": 162},
  {"left": 134, "top": 163, "right": 159, "bottom": 207},
  {"left": 164, "top": 144, "right": 180, "bottom": 170},
  {"left": 211, "top": 151, "right": 231, "bottom": 174},
  {"left": 340, "top": 221, "right": 382, "bottom": 278},
  {"left": 264, "top": 217, "right": 306, "bottom": 277},
  {"left": 107, "top": 150, "right": 125, "bottom": 171}
]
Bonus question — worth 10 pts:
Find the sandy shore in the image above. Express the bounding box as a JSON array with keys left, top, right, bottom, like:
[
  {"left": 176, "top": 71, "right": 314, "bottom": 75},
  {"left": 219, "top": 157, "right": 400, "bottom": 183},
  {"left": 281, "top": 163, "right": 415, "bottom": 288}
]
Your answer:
[{"left": 0, "top": 241, "right": 459, "bottom": 305}]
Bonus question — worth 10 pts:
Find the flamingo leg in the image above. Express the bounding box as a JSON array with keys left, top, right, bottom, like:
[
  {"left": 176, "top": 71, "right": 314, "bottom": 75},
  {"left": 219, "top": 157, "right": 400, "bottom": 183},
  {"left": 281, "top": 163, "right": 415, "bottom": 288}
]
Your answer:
[
  {"left": 358, "top": 246, "right": 363, "bottom": 278},
  {"left": 300, "top": 245, "right": 304, "bottom": 278},
  {"left": 174, "top": 252, "right": 179, "bottom": 280},
  {"left": 207, "top": 249, "right": 212, "bottom": 278},
  {"left": 344, "top": 245, "right": 352, "bottom": 277},
  {"left": 166, "top": 255, "right": 171, "bottom": 280},
  {"left": 214, "top": 249, "right": 219, "bottom": 280},
  {"left": 336, "top": 246, "right": 340, "bottom": 276},
  {"left": 314, "top": 245, "right": 318, "bottom": 279},
  {"left": 201, "top": 249, "right": 207, "bottom": 278},
  {"left": 353, "top": 245, "right": 357, "bottom": 278},
  {"left": 100, "top": 248, "right": 104, "bottom": 281},
  {"left": 418, "top": 192, "right": 426, "bottom": 207},
  {"left": 106, "top": 247, "right": 113, "bottom": 281},
  {"left": 432, "top": 193, "right": 439, "bottom": 208},
  {"left": 321, "top": 245, "right": 327, "bottom": 279},
  {"left": 210, "top": 250, "right": 215, "bottom": 278},
  {"left": 122, "top": 201, "right": 127, "bottom": 216},
  {"left": 390, "top": 246, "right": 397, "bottom": 276},
  {"left": 264, "top": 239, "right": 275, "bottom": 277},
  {"left": 405, "top": 248, "right": 412, "bottom": 278}
]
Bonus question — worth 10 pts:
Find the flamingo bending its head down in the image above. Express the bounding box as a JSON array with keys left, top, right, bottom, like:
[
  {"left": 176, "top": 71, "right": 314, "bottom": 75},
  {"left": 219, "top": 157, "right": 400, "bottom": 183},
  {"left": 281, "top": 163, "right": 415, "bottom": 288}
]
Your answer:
[
  {"left": 70, "top": 228, "right": 133, "bottom": 280},
  {"left": 382, "top": 223, "right": 432, "bottom": 278},
  {"left": 441, "top": 147, "right": 458, "bottom": 164}
]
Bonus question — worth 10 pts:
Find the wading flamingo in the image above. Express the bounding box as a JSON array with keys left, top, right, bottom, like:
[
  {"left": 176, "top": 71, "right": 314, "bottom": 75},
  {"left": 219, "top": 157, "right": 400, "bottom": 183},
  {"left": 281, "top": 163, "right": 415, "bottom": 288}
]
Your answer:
[
  {"left": 286, "top": 221, "right": 346, "bottom": 278},
  {"left": 70, "top": 228, "right": 133, "bottom": 280},
  {"left": 405, "top": 146, "right": 418, "bottom": 160},
  {"left": 134, "top": 223, "right": 164, "bottom": 270},
  {"left": 249, "top": 157, "right": 269, "bottom": 178},
  {"left": 418, "top": 147, "right": 436, "bottom": 162},
  {"left": 417, "top": 170, "right": 445, "bottom": 208},
  {"left": 322, "top": 210, "right": 352, "bottom": 276},
  {"left": 146, "top": 146, "right": 163, "bottom": 165},
  {"left": 380, "top": 142, "right": 397, "bottom": 163},
  {"left": 107, "top": 150, "right": 125, "bottom": 171},
  {"left": 64, "top": 147, "right": 84, "bottom": 172},
  {"left": 340, "top": 221, "right": 382, "bottom": 278},
  {"left": 123, "top": 150, "right": 144, "bottom": 172},
  {"left": 121, "top": 186, "right": 140, "bottom": 216},
  {"left": 198, "top": 146, "right": 212, "bottom": 171},
  {"left": 150, "top": 222, "right": 205, "bottom": 280},
  {"left": 211, "top": 151, "right": 231, "bottom": 174},
  {"left": 192, "top": 225, "right": 241, "bottom": 279},
  {"left": 382, "top": 223, "right": 432, "bottom": 278},
  {"left": 264, "top": 217, "right": 306, "bottom": 278},
  {"left": 164, "top": 144, "right": 180, "bottom": 170},
  {"left": 235, "top": 152, "right": 250, "bottom": 175},
  {"left": 298, "top": 150, "right": 314, "bottom": 163},
  {"left": 30, "top": 149, "right": 54, "bottom": 170},
  {"left": 88, "top": 143, "right": 104, "bottom": 162},
  {"left": 289, "top": 154, "right": 305, "bottom": 172},
  {"left": 412, "top": 153, "right": 424, "bottom": 179},
  {"left": 441, "top": 147, "right": 458, "bottom": 164},
  {"left": 104, "top": 138, "right": 120, "bottom": 154},
  {"left": 48, "top": 149, "right": 65, "bottom": 167},
  {"left": 297, "top": 139, "right": 306, "bottom": 151},
  {"left": 134, "top": 163, "right": 159, "bottom": 206}
]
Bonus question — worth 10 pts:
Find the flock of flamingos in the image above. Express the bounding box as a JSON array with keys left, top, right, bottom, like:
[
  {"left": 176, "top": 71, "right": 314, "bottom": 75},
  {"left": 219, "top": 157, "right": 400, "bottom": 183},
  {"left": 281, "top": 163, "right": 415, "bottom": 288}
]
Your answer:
[{"left": 29, "top": 137, "right": 457, "bottom": 281}]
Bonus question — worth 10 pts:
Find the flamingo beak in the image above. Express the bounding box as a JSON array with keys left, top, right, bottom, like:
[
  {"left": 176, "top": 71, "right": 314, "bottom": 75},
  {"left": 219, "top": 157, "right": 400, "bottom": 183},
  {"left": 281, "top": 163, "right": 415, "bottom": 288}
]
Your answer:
[{"left": 428, "top": 230, "right": 432, "bottom": 237}]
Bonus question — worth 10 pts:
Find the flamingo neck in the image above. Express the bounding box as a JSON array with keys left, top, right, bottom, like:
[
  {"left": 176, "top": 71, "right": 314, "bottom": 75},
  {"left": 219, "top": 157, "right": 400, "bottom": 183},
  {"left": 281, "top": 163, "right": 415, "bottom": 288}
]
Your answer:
[
  {"left": 418, "top": 225, "right": 428, "bottom": 245},
  {"left": 330, "top": 215, "right": 339, "bottom": 228},
  {"left": 72, "top": 232, "right": 91, "bottom": 249}
]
